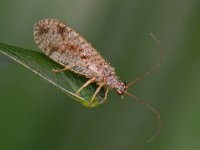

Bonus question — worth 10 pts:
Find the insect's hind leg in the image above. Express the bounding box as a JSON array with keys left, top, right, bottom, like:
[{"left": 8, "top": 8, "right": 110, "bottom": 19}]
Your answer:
[
  {"left": 51, "top": 64, "right": 73, "bottom": 73},
  {"left": 52, "top": 67, "right": 69, "bottom": 73}
]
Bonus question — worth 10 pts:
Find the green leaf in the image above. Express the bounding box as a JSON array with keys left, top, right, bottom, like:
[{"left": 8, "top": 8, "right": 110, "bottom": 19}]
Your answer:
[{"left": 0, "top": 43, "right": 105, "bottom": 108}]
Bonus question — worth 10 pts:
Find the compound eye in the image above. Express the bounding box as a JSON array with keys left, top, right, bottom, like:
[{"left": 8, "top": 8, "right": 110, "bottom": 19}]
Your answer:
[{"left": 117, "top": 90, "right": 124, "bottom": 95}]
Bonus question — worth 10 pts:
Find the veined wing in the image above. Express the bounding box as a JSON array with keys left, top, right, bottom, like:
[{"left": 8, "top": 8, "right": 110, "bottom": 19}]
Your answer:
[{"left": 33, "top": 18, "right": 114, "bottom": 79}]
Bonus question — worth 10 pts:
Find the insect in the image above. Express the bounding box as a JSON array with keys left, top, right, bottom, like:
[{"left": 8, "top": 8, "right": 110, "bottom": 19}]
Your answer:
[{"left": 33, "top": 18, "right": 164, "bottom": 142}]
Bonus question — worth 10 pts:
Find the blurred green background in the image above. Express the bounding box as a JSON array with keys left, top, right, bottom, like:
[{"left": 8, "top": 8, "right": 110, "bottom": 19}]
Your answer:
[{"left": 0, "top": 0, "right": 200, "bottom": 150}]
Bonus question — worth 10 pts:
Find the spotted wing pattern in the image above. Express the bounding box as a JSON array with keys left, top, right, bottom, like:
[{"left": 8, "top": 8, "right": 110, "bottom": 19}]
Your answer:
[{"left": 33, "top": 19, "right": 115, "bottom": 81}]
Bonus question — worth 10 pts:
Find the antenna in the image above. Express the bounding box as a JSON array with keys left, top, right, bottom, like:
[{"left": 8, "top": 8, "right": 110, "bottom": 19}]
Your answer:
[
  {"left": 125, "top": 91, "right": 162, "bottom": 143},
  {"left": 127, "top": 33, "right": 165, "bottom": 87},
  {"left": 125, "top": 33, "right": 165, "bottom": 142}
]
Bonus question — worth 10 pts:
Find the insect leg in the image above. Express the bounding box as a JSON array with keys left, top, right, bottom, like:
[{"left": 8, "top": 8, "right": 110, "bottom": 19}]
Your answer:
[
  {"left": 76, "top": 77, "right": 96, "bottom": 94},
  {"left": 91, "top": 82, "right": 105, "bottom": 102},
  {"left": 51, "top": 64, "right": 73, "bottom": 73},
  {"left": 104, "top": 87, "right": 110, "bottom": 100},
  {"left": 52, "top": 67, "right": 69, "bottom": 73}
]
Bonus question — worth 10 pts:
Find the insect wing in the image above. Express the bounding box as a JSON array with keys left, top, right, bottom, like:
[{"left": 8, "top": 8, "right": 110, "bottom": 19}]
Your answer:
[{"left": 33, "top": 19, "right": 108, "bottom": 77}]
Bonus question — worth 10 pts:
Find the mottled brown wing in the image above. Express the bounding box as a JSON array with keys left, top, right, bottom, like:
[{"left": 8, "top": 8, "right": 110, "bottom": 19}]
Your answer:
[{"left": 33, "top": 19, "right": 114, "bottom": 79}]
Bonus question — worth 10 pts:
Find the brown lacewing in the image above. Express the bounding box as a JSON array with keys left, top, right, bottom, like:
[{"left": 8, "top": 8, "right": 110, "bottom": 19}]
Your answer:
[{"left": 33, "top": 18, "right": 164, "bottom": 142}]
